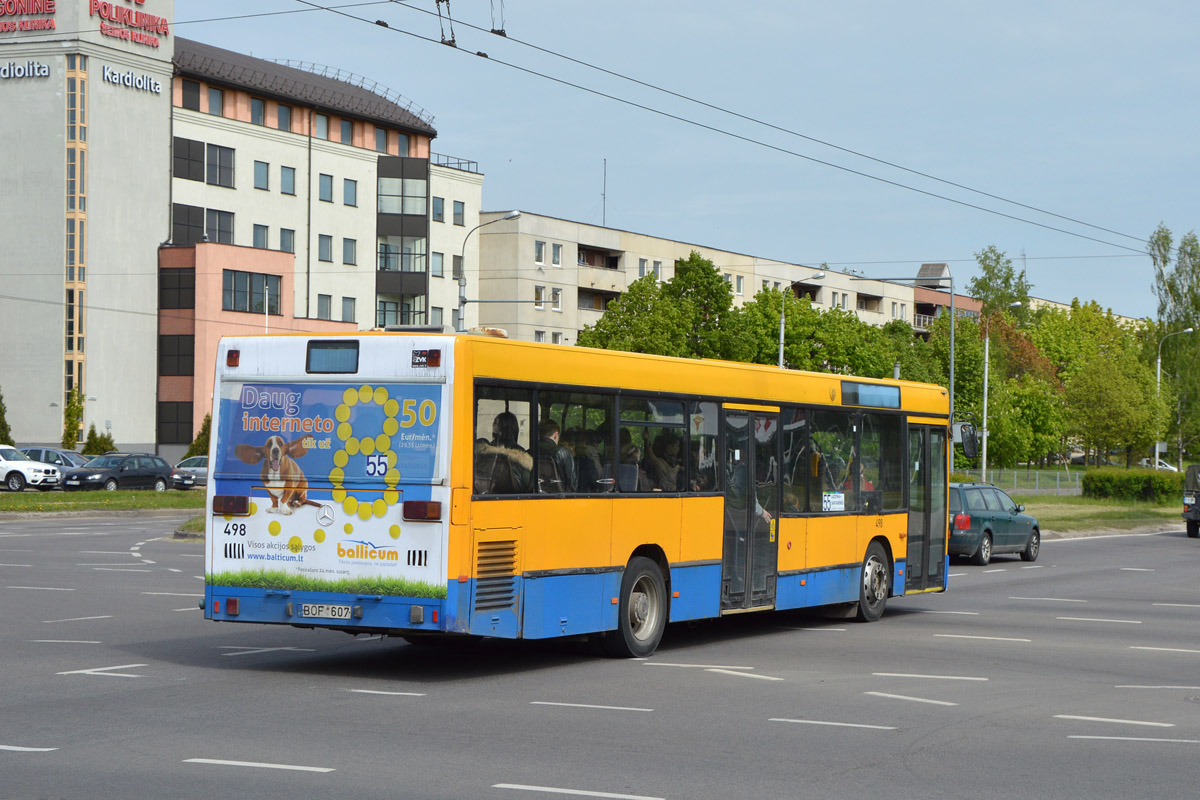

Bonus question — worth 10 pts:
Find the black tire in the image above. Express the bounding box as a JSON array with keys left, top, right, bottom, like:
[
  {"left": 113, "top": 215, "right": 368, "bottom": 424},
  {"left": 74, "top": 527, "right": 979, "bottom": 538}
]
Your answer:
[
  {"left": 153, "top": 478, "right": 167, "bottom": 493},
  {"left": 1021, "top": 528, "right": 1041, "bottom": 561},
  {"left": 1188, "top": 520, "right": 1199, "bottom": 539},
  {"left": 603, "top": 556, "right": 667, "bottom": 658},
  {"left": 104, "top": 478, "right": 118, "bottom": 492},
  {"left": 5, "top": 472, "right": 25, "bottom": 492},
  {"left": 856, "top": 540, "right": 890, "bottom": 622},
  {"left": 971, "top": 532, "right": 993, "bottom": 566}
]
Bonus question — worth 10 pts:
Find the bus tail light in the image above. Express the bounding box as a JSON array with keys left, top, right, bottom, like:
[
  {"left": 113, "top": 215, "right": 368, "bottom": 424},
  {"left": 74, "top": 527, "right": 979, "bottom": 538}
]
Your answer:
[
  {"left": 225, "top": 597, "right": 240, "bottom": 616},
  {"left": 213, "top": 495, "right": 251, "bottom": 516},
  {"left": 226, "top": 349, "right": 240, "bottom": 367},
  {"left": 953, "top": 513, "right": 971, "bottom": 531},
  {"left": 403, "top": 500, "right": 442, "bottom": 521}
]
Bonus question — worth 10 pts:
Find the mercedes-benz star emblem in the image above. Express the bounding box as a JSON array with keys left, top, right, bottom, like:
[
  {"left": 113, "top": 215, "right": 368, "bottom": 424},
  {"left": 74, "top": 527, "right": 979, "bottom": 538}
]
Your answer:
[{"left": 316, "top": 504, "right": 335, "bottom": 528}]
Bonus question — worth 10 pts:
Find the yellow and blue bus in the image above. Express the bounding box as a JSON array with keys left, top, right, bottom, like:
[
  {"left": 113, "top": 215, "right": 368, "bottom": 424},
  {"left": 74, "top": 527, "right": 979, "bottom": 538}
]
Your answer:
[{"left": 204, "top": 331, "right": 959, "bottom": 657}]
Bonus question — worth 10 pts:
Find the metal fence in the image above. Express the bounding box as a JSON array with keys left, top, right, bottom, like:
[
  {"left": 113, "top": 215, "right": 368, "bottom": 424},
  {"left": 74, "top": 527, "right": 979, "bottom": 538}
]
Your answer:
[{"left": 956, "top": 469, "right": 1082, "bottom": 496}]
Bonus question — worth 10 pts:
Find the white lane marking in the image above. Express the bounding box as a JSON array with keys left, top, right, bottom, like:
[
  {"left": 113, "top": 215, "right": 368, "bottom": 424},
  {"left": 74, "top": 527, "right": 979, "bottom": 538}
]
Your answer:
[
  {"left": 179, "top": 554, "right": 204, "bottom": 558},
  {"left": 93, "top": 568, "right": 152, "bottom": 573},
  {"left": 947, "top": 572, "right": 966, "bottom": 578},
  {"left": 493, "top": 784, "right": 663, "bottom": 800},
  {"left": 864, "top": 691, "right": 958, "bottom": 706},
  {"left": 1069, "top": 736, "right": 1200, "bottom": 744},
  {"left": 1117, "top": 685, "right": 1200, "bottom": 690},
  {"left": 531, "top": 701, "right": 652, "bottom": 712},
  {"left": 1010, "top": 596, "right": 1086, "bottom": 603},
  {"left": 1021, "top": 565, "right": 1044, "bottom": 569},
  {"left": 30, "top": 640, "right": 101, "bottom": 644},
  {"left": 935, "top": 634, "right": 1031, "bottom": 642},
  {"left": 142, "top": 592, "right": 204, "bottom": 597},
  {"left": 706, "top": 668, "right": 784, "bottom": 681},
  {"left": 217, "top": 646, "right": 316, "bottom": 657},
  {"left": 982, "top": 568, "right": 1007, "bottom": 573},
  {"left": 1056, "top": 714, "right": 1173, "bottom": 727},
  {"left": 140, "top": 560, "right": 156, "bottom": 565},
  {"left": 184, "top": 758, "right": 334, "bottom": 774},
  {"left": 174, "top": 607, "right": 200, "bottom": 612},
  {"left": 1154, "top": 603, "right": 1200, "bottom": 609},
  {"left": 345, "top": 689, "right": 426, "bottom": 697},
  {"left": 56, "top": 663, "right": 146, "bottom": 678},
  {"left": 873, "top": 672, "right": 988, "bottom": 681},
  {"left": 42, "top": 615, "right": 112, "bottom": 624},
  {"left": 643, "top": 662, "right": 754, "bottom": 670},
  {"left": 0, "top": 548, "right": 34, "bottom": 552},
  {"left": 1131, "top": 646, "right": 1200, "bottom": 654},
  {"left": 77, "top": 563, "right": 140, "bottom": 567},
  {"left": 770, "top": 718, "right": 897, "bottom": 730},
  {"left": 917, "top": 610, "right": 979, "bottom": 616},
  {"left": 78, "top": 551, "right": 136, "bottom": 555},
  {"left": 1057, "top": 616, "right": 1142, "bottom": 624},
  {"left": 7, "top": 585, "right": 74, "bottom": 591},
  {"left": 1121, "top": 568, "right": 1155, "bottom": 572},
  {"left": 0, "top": 745, "right": 58, "bottom": 752},
  {"left": 352, "top": 635, "right": 383, "bottom": 642}
]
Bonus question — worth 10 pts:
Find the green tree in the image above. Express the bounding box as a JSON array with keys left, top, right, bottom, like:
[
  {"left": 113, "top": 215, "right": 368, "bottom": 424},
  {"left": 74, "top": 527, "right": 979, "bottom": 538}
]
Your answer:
[
  {"left": 1149, "top": 223, "right": 1200, "bottom": 465},
  {"left": 1064, "top": 351, "right": 1161, "bottom": 465},
  {"left": 661, "top": 251, "right": 740, "bottom": 360},
  {"left": 986, "top": 375, "right": 1065, "bottom": 468},
  {"left": 61, "top": 388, "right": 84, "bottom": 449},
  {"left": 967, "top": 246, "right": 1032, "bottom": 324},
  {"left": 83, "top": 423, "right": 116, "bottom": 456},
  {"left": 185, "top": 414, "right": 211, "bottom": 458},
  {"left": 0, "top": 387, "right": 14, "bottom": 446},
  {"left": 576, "top": 275, "right": 689, "bottom": 356}
]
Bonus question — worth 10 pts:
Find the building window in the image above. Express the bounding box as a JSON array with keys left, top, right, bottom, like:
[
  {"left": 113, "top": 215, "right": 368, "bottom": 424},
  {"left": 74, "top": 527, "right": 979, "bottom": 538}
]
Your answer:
[
  {"left": 222, "top": 270, "right": 281, "bottom": 314},
  {"left": 319, "top": 173, "right": 333, "bottom": 202},
  {"left": 397, "top": 133, "right": 409, "bottom": 156},
  {"left": 453, "top": 200, "right": 465, "bottom": 226},
  {"left": 280, "top": 228, "right": 295, "bottom": 253},
  {"left": 552, "top": 332, "right": 562, "bottom": 345},
  {"left": 377, "top": 176, "right": 427, "bottom": 215},
  {"left": 181, "top": 79, "right": 200, "bottom": 111},
  {"left": 342, "top": 296, "right": 356, "bottom": 323},
  {"left": 552, "top": 243, "right": 562, "bottom": 267},
  {"left": 639, "top": 258, "right": 648, "bottom": 278},
  {"left": 534, "top": 241, "right": 545, "bottom": 264},
  {"left": 159, "top": 268, "right": 195, "bottom": 310},
  {"left": 375, "top": 127, "right": 389, "bottom": 153},
  {"left": 431, "top": 252, "right": 444, "bottom": 277},
  {"left": 430, "top": 307, "right": 443, "bottom": 326},
  {"left": 253, "top": 160, "right": 269, "bottom": 190},
  {"left": 653, "top": 261, "right": 662, "bottom": 278},
  {"left": 171, "top": 203, "right": 204, "bottom": 246},
  {"left": 451, "top": 308, "right": 461, "bottom": 330},
  {"left": 158, "top": 402, "right": 194, "bottom": 445},
  {"left": 736, "top": 275, "right": 744, "bottom": 295},
  {"left": 340, "top": 119, "right": 353, "bottom": 144},
  {"left": 452, "top": 254, "right": 463, "bottom": 279},
  {"left": 378, "top": 300, "right": 399, "bottom": 327},
  {"left": 281, "top": 166, "right": 296, "bottom": 195},
  {"left": 253, "top": 224, "right": 268, "bottom": 249},
  {"left": 432, "top": 196, "right": 444, "bottom": 222},
  {"left": 891, "top": 302, "right": 898, "bottom": 318},
  {"left": 377, "top": 235, "right": 426, "bottom": 272},
  {"left": 173, "top": 137, "right": 204, "bottom": 182},
  {"left": 318, "top": 234, "right": 333, "bottom": 262},
  {"left": 315, "top": 113, "right": 329, "bottom": 140},
  {"left": 900, "top": 303, "right": 906, "bottom": 320},
  {"left": 205, "top": 144, "right": 234, "bottom": 188},
  {"left": 277, "top": 104, "right": 292, "bottom": 131},
  {"left": 551, "top": 287, "right": 562, "bottom": 311},
  {"left": 158, "top": 334, "right": 195, "bottom": 376},
  {"left": 207, "top": 87, "right": 224, "bottom": 116},
  {"left": 251, "top": 97, "right": 265, "bottom": 125},
  {"left": 534, "top": 330, "right": 545, "bottom": 343},
  {"left": 344, "top": 178, "right": 357, "bottom": 207},
  {"left": 205, "top": 209, "right": 234, "bottom": 244},
  {"left": 343, "top": 238, "right": 357, "bottom": 265},
  {"left": 534, "top": 285, "right": 546, "bottom": 309}
]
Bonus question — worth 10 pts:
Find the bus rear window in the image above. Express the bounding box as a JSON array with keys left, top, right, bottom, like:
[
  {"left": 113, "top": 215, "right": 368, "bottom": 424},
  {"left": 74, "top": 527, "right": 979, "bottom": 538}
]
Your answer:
[
  {"left": 842, "top": 381, "right": 900, "bottom": 409},
  {"left": 307, "top": 340, "right": 359, "bottom": 374}
]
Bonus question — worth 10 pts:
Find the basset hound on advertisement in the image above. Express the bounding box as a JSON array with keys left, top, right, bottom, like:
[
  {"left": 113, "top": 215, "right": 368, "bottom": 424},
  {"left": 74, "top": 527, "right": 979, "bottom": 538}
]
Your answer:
[{"left": 235, "top": 435, "right": 320, "bottom": 514}]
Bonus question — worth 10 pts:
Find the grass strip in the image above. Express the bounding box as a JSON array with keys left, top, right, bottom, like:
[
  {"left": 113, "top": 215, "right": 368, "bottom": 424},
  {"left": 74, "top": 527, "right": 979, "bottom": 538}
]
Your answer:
[
  {"left": 208, "top": 569, "right": 448, "bottom": 598},
  {"left": 0, "top": 490, "right": 206, "bottom": 513}
]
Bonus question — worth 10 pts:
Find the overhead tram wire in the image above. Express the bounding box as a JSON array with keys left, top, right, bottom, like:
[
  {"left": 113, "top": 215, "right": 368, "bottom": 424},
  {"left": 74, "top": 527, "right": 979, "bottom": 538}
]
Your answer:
[
  {"left": 382, "top": 0, "right": 1148, "bottom": 248},
  {"left": 296, "top": 1, "right": 1145, "bottom": 255}
]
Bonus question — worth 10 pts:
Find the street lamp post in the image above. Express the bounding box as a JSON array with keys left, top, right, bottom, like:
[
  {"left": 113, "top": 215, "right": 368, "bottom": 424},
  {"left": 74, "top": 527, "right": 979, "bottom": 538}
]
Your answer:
[
  {"left": 1156, "top": 326, "right": 1194, "bottom": 468},
  {"left": 981, "top": 301, "right": 1023, "bottom": 485},
  {"left": 778, "top": 272, "right": 824, "bottom": 368},
  {"left": 457, "top": 210, "right": 521, "bottom": 331}
]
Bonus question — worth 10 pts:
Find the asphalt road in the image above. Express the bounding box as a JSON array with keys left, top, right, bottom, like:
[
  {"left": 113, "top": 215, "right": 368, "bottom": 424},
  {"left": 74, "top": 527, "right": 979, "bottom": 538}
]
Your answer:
[{"left": 3, "top": 514, "right": 1200, "bottom": 800}]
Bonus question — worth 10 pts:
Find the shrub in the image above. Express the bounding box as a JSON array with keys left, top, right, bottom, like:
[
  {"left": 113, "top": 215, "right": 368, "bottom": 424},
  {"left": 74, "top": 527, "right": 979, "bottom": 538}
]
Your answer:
[
  {"left": 1082, "top": 468, "right": 1182, "bottom": 503},
  {"left": 0, "top": 387, "right": 13, "bottom": 446},
  {"left": 185, "top": 414, "right": 211, "bottom": 459},
  {"left": 82, "top": 424, "right": 116, "bottom": 456},
  {"left": 61, "top": 388, "right": 83, "bottom": 449}
]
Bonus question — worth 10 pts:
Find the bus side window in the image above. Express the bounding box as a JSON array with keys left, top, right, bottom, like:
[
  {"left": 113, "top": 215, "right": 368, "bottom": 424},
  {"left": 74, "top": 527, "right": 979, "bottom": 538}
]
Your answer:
[
  {"left": 474, "top": 385, "right": 533, "bottom": 495},
  {"left": 689, "top": 402, "right": 719, "bottom": 493},
  {"left": 810, "top": 409, "right": 855, "bottom": 512},
  {"left": 861, "top": 412, "right": 903, "bottom": 513},
  {"left": 779, "top": 407, "right": 806, "bottom": 514}
]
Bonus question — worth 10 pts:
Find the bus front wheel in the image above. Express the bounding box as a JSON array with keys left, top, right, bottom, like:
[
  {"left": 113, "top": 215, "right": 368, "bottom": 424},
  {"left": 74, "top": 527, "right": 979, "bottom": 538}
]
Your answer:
[
  {"left": 603, "top": 557, "right": 666, "bottom": 658},
  {"left": 856, "top": 541, "right": 890, "bottom": 622}
]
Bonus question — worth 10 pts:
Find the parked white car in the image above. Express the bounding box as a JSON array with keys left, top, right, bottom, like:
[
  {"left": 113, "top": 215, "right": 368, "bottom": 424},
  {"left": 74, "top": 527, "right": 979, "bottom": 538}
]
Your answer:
[
  {"left": 0, "top": 446, "right": 61, "bottom": 491},
  {"left": 1139, "top": 457, "right": 1179, "bottom": 472}
]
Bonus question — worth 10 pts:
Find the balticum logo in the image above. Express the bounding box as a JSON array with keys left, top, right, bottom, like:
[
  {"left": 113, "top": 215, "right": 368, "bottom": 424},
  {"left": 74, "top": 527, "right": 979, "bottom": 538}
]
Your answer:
[
  {"left": 101, "top": 64, "right": 161, "bottom": 94},
  {"left": 338, "top": 541, "right": 399, "bottom": 562},
  {"left": 0, "top": 61, "right": 49, "bottom": 80}
]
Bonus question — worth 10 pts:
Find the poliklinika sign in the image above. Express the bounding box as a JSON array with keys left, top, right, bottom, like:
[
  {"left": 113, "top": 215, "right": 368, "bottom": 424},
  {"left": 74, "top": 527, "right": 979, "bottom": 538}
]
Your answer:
[{"left": 89, "top": 0, "right": 169, "bottom": 49}]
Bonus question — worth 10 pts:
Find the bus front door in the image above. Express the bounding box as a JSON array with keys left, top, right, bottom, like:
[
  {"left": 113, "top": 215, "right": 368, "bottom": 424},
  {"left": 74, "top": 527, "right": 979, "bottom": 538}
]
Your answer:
[
  {"left": 906, "top": 426, "right": 948, "bottom": 592},
  {"left": 721, "top": 410, "right": 779, "bottom": 612}
]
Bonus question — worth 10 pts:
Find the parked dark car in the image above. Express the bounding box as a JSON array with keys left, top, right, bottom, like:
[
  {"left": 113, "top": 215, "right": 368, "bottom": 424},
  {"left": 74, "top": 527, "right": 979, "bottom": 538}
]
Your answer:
[
  {"left": 173, "top": 455, "right": 208, "bottom": 487},
  {"left": 948, "top": 482, "right": 1040, "bottom": 565},
  {"left": 1183, "top": 465, "right": 1200, "bottom": 538},
  {"left": 22, "top": 447, "right": 89, "bottom": 470},
  {"left": 63, "top": 452, "right": 176, "bottom": 492}
]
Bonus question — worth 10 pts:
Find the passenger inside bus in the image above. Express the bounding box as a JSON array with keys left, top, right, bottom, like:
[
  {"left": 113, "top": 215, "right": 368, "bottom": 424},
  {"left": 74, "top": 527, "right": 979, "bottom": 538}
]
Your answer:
[{"left": 474, "top": 411, "right": 533, "bottom": 493}]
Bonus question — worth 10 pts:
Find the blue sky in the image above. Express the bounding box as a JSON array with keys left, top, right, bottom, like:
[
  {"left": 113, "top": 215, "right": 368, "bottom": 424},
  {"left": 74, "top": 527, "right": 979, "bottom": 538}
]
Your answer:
[{"left": 176, "top": 1, "right": 1200, "bottom": 320}]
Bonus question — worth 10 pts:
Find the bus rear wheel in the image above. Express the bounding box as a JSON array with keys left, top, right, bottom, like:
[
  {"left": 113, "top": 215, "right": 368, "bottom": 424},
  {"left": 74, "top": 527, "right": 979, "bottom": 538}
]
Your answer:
[
  {"left": 603, "top": 556, "right": 666, "bottom": 658},
  {"left": 856, "top": 541, "right": 890, "bottom": 622}
]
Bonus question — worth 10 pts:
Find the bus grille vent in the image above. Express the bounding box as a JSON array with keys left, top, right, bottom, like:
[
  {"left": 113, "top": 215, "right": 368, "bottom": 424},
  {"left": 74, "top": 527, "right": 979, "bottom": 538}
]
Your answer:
[
  {"left": 407, "top": 549, "right": 428, "bottom": 567},
  {"left": 474, "top": 540, "right": 517, "bottom": 611}
]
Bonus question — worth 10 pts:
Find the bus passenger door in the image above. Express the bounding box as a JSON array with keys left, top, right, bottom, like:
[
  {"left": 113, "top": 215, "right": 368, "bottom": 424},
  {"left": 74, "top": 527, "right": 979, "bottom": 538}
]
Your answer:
[
  {"left": 906, "top": 426, "right": 947, "bottom": 592},
  {"left": 721, "top": 411, "right": 779, "bottom": 611}
]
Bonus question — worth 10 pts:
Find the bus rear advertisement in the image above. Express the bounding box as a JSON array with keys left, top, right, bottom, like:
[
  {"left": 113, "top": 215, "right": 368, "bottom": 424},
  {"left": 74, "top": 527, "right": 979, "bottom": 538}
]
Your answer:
[{"left": 204, "top": 332, "right": 962, "bottom": 657}]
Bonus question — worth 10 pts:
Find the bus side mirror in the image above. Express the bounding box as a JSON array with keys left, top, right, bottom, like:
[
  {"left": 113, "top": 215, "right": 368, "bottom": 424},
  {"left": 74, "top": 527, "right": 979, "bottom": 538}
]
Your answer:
[{"left": 953, "top": 422, "right": 978, "bottom": 459}]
